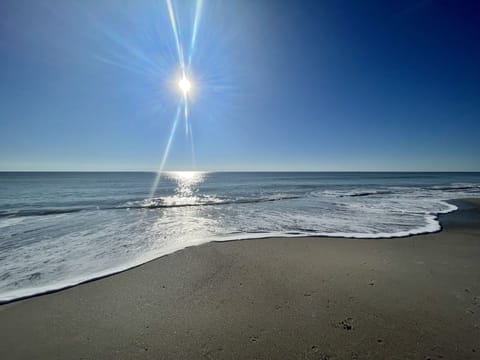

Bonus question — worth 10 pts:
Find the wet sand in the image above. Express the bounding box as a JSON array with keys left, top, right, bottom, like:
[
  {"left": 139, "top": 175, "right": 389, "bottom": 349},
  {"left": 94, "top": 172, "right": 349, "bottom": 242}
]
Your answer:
[{"left": 1, "top": 200, "right": 480, "bottom": 359}]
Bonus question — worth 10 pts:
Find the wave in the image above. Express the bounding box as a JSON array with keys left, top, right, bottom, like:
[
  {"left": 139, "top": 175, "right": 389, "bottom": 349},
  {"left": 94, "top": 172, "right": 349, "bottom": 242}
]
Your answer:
[
  {"left": 139, "top": 194, "right": 301, "bottom": 209},
  {"left": 0, "top": 208, "right": 86, "bottom": 218},
  {"left": 429, "top": 184, "right": 480, "bottom": 191},
  {"left": 320, "top": 184, "right": 480, "bottom": 198},
  {"left": 321, "top": 189, "right": 395, "bottom": 197},
  {"left": 0, "top": 194, "right": 302, "bottom": 219},
  {"left": 341, "top": 190, "right": 394, "bottom": 197}
]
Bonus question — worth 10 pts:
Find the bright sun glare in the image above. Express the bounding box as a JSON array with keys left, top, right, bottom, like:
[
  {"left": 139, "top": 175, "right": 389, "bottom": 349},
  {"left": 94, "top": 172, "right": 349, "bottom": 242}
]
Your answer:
[{"left": 178, "top": 77, "right": 191, "bottom": 93}]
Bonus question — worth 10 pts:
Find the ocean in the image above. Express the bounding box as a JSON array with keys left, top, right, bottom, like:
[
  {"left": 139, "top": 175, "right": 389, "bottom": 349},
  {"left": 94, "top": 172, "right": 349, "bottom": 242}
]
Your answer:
[{"left": 1, "top": 171, "right": 480, "bottom": 302}]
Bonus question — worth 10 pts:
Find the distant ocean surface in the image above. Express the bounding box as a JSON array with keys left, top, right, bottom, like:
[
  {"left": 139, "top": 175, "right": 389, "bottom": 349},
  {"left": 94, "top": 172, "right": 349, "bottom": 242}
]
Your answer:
[{"left": 1, "top": 171, "right": 480, "bottom": 302}]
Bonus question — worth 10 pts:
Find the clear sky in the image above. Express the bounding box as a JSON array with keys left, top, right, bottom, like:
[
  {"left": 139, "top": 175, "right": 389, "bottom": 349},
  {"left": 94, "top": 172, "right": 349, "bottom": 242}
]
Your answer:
[{"left": 0, "top": 0, "right": 479, "bottom": 171}]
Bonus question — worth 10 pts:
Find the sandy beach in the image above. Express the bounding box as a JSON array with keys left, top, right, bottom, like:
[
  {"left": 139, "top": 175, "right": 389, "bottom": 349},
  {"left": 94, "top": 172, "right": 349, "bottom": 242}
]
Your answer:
[{"left": 1, "top": 199, "right": 479, "bottom": 359}]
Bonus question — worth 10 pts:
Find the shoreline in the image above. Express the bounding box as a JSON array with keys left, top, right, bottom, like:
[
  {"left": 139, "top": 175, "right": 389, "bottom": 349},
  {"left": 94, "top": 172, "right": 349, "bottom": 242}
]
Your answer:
[
  {"left": 0, "top": 199, "right": 467, "bottom": 305},
  {"left": 1, "top": 198, "right": 480, "bottom": 359}
]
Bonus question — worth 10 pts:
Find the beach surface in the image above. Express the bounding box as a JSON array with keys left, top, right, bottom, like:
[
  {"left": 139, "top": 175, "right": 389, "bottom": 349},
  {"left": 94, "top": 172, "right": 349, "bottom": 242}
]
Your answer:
[{"left": 1, "top": 200, "right": 480, "bottom": 359}]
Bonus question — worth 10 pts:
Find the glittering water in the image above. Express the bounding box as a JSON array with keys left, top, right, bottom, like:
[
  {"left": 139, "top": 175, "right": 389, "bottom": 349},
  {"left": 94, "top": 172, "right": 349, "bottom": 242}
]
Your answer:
[{"left": 1, "top": 171, "right": 480, "bottom": 302}]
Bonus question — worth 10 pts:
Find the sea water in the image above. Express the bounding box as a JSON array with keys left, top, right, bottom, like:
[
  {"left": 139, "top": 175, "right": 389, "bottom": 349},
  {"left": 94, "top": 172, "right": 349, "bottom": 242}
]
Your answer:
[{"left": 1, "top": 171, "right": 480, "bottom": 302}]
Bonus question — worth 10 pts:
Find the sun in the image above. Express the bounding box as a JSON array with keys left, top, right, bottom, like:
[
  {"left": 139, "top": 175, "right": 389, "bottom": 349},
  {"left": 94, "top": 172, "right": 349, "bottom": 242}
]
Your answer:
[{"left": 178, "top": 77, "right": 191, "bottom": 94}]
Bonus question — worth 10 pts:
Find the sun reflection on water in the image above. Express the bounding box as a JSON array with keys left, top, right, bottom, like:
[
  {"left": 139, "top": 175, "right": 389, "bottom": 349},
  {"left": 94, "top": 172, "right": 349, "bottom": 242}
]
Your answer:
[
  {"left": 167, "top": 171, "right": 206, "bottom": 197},
  {"left": 145, "top": 171, "right": 214, "bottom": 208}
]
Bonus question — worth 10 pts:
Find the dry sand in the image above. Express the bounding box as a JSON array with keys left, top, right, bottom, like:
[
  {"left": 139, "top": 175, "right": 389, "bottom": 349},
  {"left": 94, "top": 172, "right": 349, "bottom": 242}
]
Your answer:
[{"left": 1, "top": 200, "right": 480, "bottom": 359}]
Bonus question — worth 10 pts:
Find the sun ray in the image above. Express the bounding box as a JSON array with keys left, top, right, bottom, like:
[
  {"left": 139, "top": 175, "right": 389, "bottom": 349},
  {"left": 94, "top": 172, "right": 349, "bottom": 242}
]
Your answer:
[
  {"left": 188, "top": 0, "right": 203, "bottom": 71},
  {"left": 166, "top": 0, "right": 186, "bottom": 75},
  {"left": 184, "top": 93, "right": 189, "bottom": 135}
]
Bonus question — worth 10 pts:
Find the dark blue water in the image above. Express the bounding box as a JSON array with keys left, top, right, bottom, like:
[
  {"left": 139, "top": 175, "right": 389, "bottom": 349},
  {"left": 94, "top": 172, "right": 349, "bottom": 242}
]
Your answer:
[{"left": 1, "top": 171, "right": 480, "bottom": 302}]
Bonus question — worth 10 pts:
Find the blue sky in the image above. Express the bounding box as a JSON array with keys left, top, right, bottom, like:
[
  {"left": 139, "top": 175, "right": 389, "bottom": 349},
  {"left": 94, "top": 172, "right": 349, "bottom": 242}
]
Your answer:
[{"left": 0, "top": 0, "right": 479, "bottom": 171}]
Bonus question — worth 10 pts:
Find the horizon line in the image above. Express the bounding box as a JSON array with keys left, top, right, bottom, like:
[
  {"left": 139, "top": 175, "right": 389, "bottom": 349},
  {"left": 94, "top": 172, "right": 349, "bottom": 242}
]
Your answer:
[{"left": 1, "top": 170, "right": 480, "bottom": 173}]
